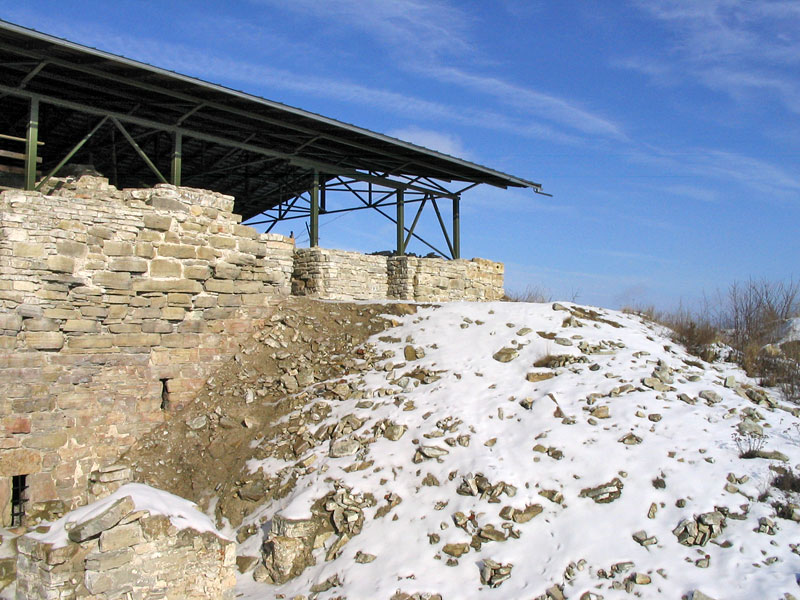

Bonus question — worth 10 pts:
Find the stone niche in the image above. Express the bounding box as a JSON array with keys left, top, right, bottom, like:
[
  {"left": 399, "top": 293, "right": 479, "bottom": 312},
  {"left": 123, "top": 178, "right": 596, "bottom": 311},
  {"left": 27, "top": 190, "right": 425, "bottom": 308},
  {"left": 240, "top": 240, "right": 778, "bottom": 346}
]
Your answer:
[{"left": 15, "top": 483, "right": 236, "bottom": 600}]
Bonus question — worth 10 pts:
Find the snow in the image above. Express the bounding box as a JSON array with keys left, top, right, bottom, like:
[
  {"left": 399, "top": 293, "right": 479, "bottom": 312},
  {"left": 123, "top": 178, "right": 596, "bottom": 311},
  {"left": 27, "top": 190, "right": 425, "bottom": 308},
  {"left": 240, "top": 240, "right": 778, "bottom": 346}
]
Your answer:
[
  {"left": 27, "top": 483, "right": 228, "bottom": 548},
  {"left": 231, "top": 300, "right": 800, "bottom": 599}
]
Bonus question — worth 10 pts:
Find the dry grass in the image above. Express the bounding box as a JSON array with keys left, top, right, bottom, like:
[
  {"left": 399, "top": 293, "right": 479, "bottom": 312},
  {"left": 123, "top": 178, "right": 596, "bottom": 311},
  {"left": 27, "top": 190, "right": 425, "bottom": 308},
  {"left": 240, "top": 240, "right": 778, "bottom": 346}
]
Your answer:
[{"left": 504, "top": 285, "right": 552, "bottom": 303}]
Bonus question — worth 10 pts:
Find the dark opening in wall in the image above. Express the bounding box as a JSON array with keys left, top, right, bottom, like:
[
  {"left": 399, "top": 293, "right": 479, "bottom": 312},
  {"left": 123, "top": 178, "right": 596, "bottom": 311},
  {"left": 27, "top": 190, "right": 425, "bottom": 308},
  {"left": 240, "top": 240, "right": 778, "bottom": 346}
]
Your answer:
[
  {"left": 160, "top": 379, "right": 170, "bottom": 411},
  {"left": 11, "top": 474, "right": 27, "bottom": 527}
]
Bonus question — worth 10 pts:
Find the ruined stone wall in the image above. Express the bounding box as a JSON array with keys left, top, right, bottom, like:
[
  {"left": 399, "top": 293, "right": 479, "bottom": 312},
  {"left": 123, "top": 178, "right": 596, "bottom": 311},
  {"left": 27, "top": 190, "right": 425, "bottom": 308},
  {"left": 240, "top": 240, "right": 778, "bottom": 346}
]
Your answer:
[
  {"left": 294, "top": 249, "right": 504, "bottom": 302},
  {"left": 292, "top": 247, "right": 389, "bottom": 300},
  {"left": 16, "top": 492, "right": 236, "bottom": 600},
  {"left": 0, "top": 176, "right": 294, "bottom": 520}
]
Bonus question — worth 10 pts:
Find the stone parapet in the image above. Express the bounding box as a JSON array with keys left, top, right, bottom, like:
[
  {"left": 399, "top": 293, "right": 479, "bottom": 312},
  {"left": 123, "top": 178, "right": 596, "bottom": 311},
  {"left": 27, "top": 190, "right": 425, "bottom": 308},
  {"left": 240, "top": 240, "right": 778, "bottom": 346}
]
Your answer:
[{"left": 292, "top": 247, "right": 389, "bottom": 300}]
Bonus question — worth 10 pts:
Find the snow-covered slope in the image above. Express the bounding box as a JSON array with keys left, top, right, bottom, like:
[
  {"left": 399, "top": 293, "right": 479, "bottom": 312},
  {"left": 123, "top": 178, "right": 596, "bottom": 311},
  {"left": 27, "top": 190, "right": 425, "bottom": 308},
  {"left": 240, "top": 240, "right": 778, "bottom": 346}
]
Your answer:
[{"left": 233, "top": 301, "right": 800, "bottom": 600}]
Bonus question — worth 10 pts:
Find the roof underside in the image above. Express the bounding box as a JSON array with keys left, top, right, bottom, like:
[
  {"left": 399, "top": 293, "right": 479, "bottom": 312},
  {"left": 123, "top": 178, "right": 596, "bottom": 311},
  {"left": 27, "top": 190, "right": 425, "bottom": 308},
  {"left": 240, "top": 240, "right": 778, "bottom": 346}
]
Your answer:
[{"left": 0, "top": 21, "right": 542, "bottom": 220}]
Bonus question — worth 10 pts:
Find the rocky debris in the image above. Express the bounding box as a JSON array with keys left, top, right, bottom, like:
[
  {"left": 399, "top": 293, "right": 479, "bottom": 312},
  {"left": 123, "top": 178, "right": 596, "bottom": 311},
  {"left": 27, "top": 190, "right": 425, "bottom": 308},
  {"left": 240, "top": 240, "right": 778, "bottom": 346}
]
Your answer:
[
  {"left": 618, "top": 433, "right": 642, "bottom": 445},
  {"left": 527, "top": 371, "right": 555, "bottom": 382},
  {"left": 442, "top": 542, "right": 470, "bottom": 557},
  {"left": 673, "top": 511, "right": 726, "bottom": 546},
  {"left": 493, "top": 347, "right": 519, "bottom": 363},
  {"left": 631, "top": 530, "right": 657, "bottom": 546},
  {"left": 579, "top": 478, "right": 624, "bottom": 503},
  {"left": 480, "top": 559, "right": 513, "bottom": 588},
  {"left": 88, "top": 464, "right": 133, "bottom": 500},
  {"left": 539, "top": 489, "right": 565, "bottom": 505},
  {"left": 354, "top": 551, "right": 376, "bottom": 563},
  {"left": 535, "top": 354, "right": 590, "bottom": 368},
  {"left": 456, "top": 473, "right": 516, "bottom": 500},
  {"left": 499, "top": 503, "right": 543, "bottom": 523},
  {"left": 699, "top": 390, "right": 721, "bottom": 405},
  {"left": 414, "top": 444, "right": 450, "bottom": 463},
  {"left": 756, "top": 516, "right": 777, "bottom": 535}
]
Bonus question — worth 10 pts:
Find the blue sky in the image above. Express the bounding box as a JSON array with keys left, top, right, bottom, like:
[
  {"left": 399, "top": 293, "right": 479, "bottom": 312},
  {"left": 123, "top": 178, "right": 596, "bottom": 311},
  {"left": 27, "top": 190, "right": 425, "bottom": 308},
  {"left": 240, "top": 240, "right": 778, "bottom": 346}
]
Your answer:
[{"left": 2, "top": 1, "right": 798, "bottom": 309}]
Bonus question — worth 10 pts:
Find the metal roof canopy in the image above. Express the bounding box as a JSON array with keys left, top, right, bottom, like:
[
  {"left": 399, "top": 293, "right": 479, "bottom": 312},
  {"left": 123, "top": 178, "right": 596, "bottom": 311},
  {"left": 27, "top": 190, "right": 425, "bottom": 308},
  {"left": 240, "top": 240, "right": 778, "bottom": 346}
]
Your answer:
[{"left": 0, "top": 20, "right": 545, "bottom": 258}]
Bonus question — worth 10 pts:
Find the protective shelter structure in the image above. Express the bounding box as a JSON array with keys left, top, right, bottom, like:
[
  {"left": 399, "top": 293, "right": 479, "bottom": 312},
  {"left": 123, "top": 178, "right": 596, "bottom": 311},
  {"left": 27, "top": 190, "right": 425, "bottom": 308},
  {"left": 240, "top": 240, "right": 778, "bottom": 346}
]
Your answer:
[{"left": 0, "top": 20, "right": 545, "bottom": 259}]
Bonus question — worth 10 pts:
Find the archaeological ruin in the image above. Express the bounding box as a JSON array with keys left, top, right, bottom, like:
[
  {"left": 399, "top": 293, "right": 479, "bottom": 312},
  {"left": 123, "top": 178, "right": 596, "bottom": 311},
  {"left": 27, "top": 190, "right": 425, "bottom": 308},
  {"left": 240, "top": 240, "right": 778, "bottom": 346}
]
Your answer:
[{"left": 0, "top": 19, "right": 544, "bottom": 598}]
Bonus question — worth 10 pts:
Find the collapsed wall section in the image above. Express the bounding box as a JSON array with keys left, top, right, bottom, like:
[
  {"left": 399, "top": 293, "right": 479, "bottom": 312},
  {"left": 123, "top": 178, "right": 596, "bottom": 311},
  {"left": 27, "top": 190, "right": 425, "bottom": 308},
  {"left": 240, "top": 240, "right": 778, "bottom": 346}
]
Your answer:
[
  {"left": 294, "top": 248, "right": 504, "bottom": 302},
  {"left": 0, "top": 176, "right": 294, "bottom": 520}
]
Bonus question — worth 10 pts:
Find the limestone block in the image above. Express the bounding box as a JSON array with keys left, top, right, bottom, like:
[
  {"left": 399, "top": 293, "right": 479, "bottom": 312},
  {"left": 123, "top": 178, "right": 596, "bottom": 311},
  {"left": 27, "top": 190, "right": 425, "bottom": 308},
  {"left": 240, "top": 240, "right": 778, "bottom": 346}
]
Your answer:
[
  {"left": 184, "top": 265, "right": 211, "bottom": 280},
  {"left": 99, "top": 521, "right": 144, "bottom": 552},
  {"left": 85, "top": 546, "right": 134, "bottom": 571},
  {"left": 161, "top": 307, "right": 185, "bottom": 321},
  {"left": 208, "top": 235, "right": 235, "bottom": 249},
  {"left": 103, "top": 241, "right": 133, "bottom": 256},
  {"left": 205, "top": 279, "right": 234, "bottom": 294},
  {"left": 0, "top": 448, "right": 42, "bottom": 476},
  {"left": 93, "top": 271, "right": 132, "bottom": 290},
  {"left": 25, "top": 331, "right": 64, "bottom": 350},
  {"left": 157, "top": 244, "right": 196, "bottom": 259},
  {"left": 56, "top": 240, "right": 87, "bottom": 258},
  {"left": 109, "top": 257, "right": 147, "bottom": 273},
  {"left": 213, "top": 262, "right": 241, "bottom": 280},
  {"left": 0, "top": 313, "right": 23, "bottom": 332},
  {"left": 13, "top": 242, "right": 45, "bottom": 258},
  {"left": 62, "top": 319, "right": 100, "bottom": 333},
  {"left": 150, "top": 259, "right": 182, "bottom": 278},
  {"left": 132, "top": 279, "right": 202, "bottom": 294},
  {"left": 143, "top": 214, "right": 173, "bottom": 231},
  {"left": 135, "top": 242, "right": 155, "bottom": 258},
  {"left": 68, "top": 496, "right": 136, "bottom": 543},
  {"left": 89, "top": 225, "right": 114, "bottom": 240},
  {"left": 141, "top": 320, "right": 173, "bottom": 334},
  {"left": 46, "top": 255, "right": 75, "bottom": 273},
  {"left": 22, "top": 431, "right": 68, "bottom": 450},
  {"left": 114, "top": 333, "right": 161, "bottom": 347}
]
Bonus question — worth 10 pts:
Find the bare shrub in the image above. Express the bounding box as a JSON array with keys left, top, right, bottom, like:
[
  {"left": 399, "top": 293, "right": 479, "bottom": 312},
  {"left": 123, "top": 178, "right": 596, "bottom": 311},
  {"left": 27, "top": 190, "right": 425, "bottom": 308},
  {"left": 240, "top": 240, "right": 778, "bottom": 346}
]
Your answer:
[
  {"left": 732, "top": 431, "right": 765, "bottom": 458},
  {"left": 772, "top": 468, "right": 800, "bottom": 493},
  {"left": 721, "top": 278, "right": 800, "bottom": 352}
]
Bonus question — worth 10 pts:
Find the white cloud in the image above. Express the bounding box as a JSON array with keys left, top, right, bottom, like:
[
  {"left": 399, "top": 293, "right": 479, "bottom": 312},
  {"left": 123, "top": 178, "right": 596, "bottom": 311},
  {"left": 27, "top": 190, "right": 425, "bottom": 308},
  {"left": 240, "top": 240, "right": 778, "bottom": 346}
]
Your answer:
[{"left": 387, "top": 126, "right": 470, "bottom": 158}]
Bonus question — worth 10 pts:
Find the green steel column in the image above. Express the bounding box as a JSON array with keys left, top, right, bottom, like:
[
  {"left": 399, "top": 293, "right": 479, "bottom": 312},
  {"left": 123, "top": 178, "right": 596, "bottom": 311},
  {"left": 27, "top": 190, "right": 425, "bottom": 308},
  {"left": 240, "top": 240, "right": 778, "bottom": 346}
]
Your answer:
[
  {"left": 453, "top": 196, "right": 461, "bottom": 259},
  {"left": 25, "top": 98, "right": 39, "bottom": 190},
  {"left": 396, "top": 189, "right": 405, "bottom": 255},
  {"left": 171, "top": 132, "right": 182, "bottom": 186},
  {"left": 310, "top": 171, "right": 319, "bottom": 247}
]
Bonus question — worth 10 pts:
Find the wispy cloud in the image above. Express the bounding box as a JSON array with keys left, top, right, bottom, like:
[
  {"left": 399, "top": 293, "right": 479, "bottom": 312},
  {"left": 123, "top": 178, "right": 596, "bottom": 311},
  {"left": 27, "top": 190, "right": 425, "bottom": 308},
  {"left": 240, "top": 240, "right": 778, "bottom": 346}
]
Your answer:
[
  {"left": 248, "top": 0, "right": 474, "bottom": 61},
  {"left": 627, "top": 0, "right": 800, "bottom": 114},
  {"left": 418, "top": 66, "right": 627, "bottom": 140}
]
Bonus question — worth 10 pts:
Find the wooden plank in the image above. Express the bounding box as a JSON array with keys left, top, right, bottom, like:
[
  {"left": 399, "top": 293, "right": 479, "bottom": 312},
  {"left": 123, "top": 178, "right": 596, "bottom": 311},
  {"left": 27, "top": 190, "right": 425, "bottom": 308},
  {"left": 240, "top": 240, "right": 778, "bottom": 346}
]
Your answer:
[
  {"left": 0, "top": 149, "right": 42, "bottom": 163},
  {"left": 0, "top": 164, "right": 41, "bottom": 176},
  {"left": 0, "top": 133, "right": 44, "bottom": 145}
]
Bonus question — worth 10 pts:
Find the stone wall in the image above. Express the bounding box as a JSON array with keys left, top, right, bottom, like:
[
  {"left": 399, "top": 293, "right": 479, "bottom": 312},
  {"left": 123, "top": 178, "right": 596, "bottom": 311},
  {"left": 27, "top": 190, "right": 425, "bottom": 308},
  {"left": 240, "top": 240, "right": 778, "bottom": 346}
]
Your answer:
[
  {"left": 292, "top": 247, "right": 389, "bottom": 300},
  {"left": 294, "top": 249, "right": 504, "bottom": 302},
  {"left": 16, "top": 487, "right": 236, "bottom": 599},
  {"left": 0, "top": 176, "right": 294, "bottom": 521}
]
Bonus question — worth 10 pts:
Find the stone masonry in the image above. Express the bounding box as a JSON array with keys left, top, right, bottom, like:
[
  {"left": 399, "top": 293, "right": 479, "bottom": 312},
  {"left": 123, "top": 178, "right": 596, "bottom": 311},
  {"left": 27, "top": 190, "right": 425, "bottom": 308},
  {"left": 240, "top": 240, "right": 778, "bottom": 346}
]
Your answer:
[
  {"left": 16, "top": 488, "right": 236, "bottom": 599},
  {"left": 0, "top": 176, "right": 294, "bottom": 522},
  {"left": 293, "top": 248, "right": 504, "bottom": 302}
]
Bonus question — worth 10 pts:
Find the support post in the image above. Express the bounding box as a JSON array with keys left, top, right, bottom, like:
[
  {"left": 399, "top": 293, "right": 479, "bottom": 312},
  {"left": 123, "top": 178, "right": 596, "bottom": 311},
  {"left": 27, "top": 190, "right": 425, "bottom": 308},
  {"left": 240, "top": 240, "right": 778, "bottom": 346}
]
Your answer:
[
  {"left": 396, "top": 188, "right": 405, "bottom": 255},
  {"left": 320, "top": 175, "right": 326, "bottom": 213},
  {"left": 24, "top": 98, "right": 39, "bottom": 190},
  {"left": 310, "top": 170, "right": 319, "bottom": 247},
  {"left": 171, "top": 132, "right": 182, "bottom": 186},
  {"left": 453, "top": 195, "right": 461, "bottom": 259}
]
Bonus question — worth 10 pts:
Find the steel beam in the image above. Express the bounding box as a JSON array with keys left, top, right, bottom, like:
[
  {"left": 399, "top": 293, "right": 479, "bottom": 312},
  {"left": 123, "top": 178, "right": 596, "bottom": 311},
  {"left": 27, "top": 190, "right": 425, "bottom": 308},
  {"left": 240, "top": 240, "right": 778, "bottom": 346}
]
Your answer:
[
  {"left": 24, "top": 98, "right": 38, "bottom": 190},
  {"left": 396, "top": 189, "right": 405, "bottom": 255},
  {"left": 432, "top": 199, "right": 455, "bottom": 259},
  {"left": 453, "top": 196, "right": 461, "bottom": 259},
  {"left": 310, "top": 171, "right": 319, "bottom": 247},
  {"left": 171, "top": 132, "right": 182, "bottom": 185},
  {"left": 36, "top": 115, "right": 109, "bottom": 191},
  {"left": 110, "top": 116, "right": 168, "bottom": 184}
]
